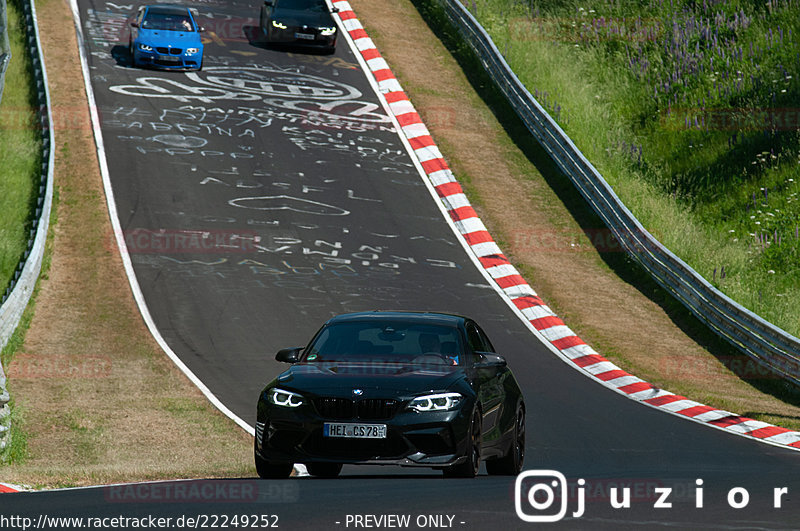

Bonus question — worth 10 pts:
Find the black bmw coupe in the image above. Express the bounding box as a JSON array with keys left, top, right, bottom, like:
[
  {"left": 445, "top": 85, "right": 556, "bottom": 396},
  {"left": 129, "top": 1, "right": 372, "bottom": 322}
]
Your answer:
[
  {"left": 255, "top": 311, "right": 526, "bottom": 478},
  {"left": 258, "top": 0, "right": 338, "bottom": 53}
]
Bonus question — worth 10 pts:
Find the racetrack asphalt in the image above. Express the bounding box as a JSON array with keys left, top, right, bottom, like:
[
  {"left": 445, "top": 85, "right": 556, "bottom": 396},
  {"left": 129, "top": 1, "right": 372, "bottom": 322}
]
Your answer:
[{"left": 3, "top": 0, "right": 799, "bottom": 528}]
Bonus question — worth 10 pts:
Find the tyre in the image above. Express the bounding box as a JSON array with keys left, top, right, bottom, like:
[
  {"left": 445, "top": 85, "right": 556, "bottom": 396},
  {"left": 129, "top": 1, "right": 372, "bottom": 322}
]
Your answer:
[
  {"left": 129, "top": 39, "right": 137, "bottom": 67},
  {"left": 254, "top": 440, "right": 293, "bottom": 479},
  {"left": 306, "top": 463, "right": 343, "bottom": 478},
  {"left": 486, "top": 404, "right": 525, "bottom": 476},
  {"left": 443, "top": 409, "right": 481, "bottom": 478}
]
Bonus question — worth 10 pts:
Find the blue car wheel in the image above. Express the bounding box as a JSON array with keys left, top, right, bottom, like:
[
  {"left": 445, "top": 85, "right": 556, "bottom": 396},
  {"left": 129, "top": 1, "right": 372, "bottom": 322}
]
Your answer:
[{"left": 129, "top": 38, "right": 137, "bottom": 67}]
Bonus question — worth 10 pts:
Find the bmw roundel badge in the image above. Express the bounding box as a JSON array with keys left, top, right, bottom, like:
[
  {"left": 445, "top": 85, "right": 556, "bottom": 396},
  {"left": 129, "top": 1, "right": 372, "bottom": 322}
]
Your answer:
[{"left": 353, "top": 388, "right": 364, "bottom": 396}]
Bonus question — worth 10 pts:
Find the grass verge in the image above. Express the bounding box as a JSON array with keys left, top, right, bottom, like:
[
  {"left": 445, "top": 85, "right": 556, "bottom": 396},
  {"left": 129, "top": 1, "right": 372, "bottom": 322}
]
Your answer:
[
  {"left": 0, "top": 0, "right": 41, "bottom": 299},
  {"left": 0, "top": 0, "right": 252, "bottom": 487},
  {"left": 467, "top": 0, "right": 800, "bottom": 339}
]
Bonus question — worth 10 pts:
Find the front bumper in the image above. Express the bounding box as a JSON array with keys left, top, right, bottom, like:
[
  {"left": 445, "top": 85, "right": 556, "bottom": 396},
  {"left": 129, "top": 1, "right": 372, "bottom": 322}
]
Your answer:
[
  {"left": 133, "top": 46, "right": 202, "bottom": 70},
  {"left": 267, "top": 27, "right": 337, "bottom": 49},
  {"left": 255, "top": 405, "right": 471, "bottom": 467}
]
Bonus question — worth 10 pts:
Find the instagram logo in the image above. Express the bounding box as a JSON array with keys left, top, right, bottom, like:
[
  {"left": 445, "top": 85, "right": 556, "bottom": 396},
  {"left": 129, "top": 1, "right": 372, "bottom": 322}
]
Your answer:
[{"left": 515, "top": 470, "right": 577, "bottom": 522}]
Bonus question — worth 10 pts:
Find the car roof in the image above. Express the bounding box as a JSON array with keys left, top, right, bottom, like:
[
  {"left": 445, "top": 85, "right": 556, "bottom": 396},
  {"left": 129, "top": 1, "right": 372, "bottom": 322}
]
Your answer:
[
  {"left": 144, "top": 5, "right": 192, "bottom": 16},
  {"left": 325, "top": 311, "right": 467, "bottom": 327}
]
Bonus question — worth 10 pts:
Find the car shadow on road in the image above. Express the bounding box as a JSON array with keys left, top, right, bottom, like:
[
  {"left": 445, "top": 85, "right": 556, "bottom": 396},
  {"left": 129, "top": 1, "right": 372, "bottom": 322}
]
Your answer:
[
  {"left": 110, "top": 44, "right": 134, "bottom": 68},
  {"left": 243, "top": 25, "right": 335, "bottom": 56}
]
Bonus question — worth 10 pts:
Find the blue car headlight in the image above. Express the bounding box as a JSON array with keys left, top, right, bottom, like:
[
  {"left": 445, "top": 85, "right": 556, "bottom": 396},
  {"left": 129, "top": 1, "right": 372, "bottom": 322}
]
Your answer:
[
  {"left": 185, "top": 47, "right": 199, "bottom": 55},
  {"left": 266, "top": 388, "right": 304, "bottom": 408},
  {"left": 320, "top": 27, "right": 336, "bottom": 36},
  {"left": 138, "top": 43, "right": 153, "bottom": 52},
  {"left": 408, "top": 392, "right": 463, "bottom": 412}
]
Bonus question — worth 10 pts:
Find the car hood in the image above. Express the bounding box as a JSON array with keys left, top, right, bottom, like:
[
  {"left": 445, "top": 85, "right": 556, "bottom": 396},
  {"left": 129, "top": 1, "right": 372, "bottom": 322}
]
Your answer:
[
  {"left": 271, "top": 8, "right": 335, "bottom": 28},
  {"left": 137, "top": 28, "right": 201, "bottom": 46},
  {"left": 272, "top": 362, "right": 466, "bottom": 397}
]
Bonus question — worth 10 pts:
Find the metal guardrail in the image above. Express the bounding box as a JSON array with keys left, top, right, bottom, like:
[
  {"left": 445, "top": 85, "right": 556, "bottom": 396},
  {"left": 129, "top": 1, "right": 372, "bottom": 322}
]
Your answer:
[
  {"left": 0, "top": 0, "right": 11, "bottom": 103},
  {"left": 433, "top": 0, "right": 800, "bottom": 385},
  {"left": 0, "top": 0, "right": 55, "bottom": 449}
]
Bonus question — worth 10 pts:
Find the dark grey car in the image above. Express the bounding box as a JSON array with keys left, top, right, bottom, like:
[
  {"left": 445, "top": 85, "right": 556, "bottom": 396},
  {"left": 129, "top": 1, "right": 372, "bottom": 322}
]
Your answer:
[
  {"left": 259, "top": 0, "right": 338, "bottom": 53},
  {"left": 254, "top": 311, "right": 526, "bottom": 478}
]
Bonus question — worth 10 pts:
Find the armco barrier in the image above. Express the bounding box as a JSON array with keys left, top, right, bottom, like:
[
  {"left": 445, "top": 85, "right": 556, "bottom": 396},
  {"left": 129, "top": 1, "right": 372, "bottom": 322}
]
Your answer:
[
  {"left": 0, "top": 0, "right": 11, "bottom": 103},
  {"left": 0, "top": 0, "right": 55, "bottom": 449},
  {"left": 434, "top": 0, "right": 800, "bottom": 384}
]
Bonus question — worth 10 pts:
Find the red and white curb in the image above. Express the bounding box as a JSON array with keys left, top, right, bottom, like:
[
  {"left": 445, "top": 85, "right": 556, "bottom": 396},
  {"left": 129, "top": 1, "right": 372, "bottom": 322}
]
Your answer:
[
  {"left": 331, "top": 0, "right": 800, "bottom": 451},
  {"left": 0, "top": 483, "right": 25, "bottom": 493}
]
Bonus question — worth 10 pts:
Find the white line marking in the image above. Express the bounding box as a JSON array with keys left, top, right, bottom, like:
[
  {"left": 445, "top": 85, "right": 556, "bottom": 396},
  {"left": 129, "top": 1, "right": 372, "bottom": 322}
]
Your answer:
[{"left": 68, "top": 0, "right": 254, "bottom": 439}]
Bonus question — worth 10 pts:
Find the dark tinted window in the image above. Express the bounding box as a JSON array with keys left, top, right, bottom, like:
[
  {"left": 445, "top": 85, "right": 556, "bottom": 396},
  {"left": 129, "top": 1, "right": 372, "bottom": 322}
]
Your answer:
[
  {"left": 142, "top": 11, "right": 195, "bottom": 31},
  {"left": 276, "top": 0, "right": 329, "bottom": 12},
  {"left": 305, "top": 321, "right": 463, "bottom": 364},
  {"left": 466, "top": 322, "right": 487, "bottom": 352},
  {"left": 476, "top": 325, "right": 495, "bottom": 353}
]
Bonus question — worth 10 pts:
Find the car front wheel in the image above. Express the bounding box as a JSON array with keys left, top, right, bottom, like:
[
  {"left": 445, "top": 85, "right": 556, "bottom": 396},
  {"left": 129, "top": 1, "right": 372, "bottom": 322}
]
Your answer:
[
  {"left": 306, "top": 463, "right": 342, "bottom": 478},
  {"left": 486, "top": 404, "right": 525, "bottom": 475},
  {"left": 129, "top": 39, "right": 136, "bottom": 67},
  {"left": 443, "top": 409, "right": 481, "bottom": 478},
  {"left": 255, "top": 455, "right": 293, "bottom": 479},
  {"left": 254, "top": 440, "right": 293, "bottom": 479}
]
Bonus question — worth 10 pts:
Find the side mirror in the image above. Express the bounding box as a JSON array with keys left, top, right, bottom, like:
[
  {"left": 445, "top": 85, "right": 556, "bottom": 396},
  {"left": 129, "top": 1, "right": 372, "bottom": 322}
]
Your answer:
[
  {"left": 475, "top": 352, "right": 506, "bottom": 368},
  {"left": 130, "top": 22, "right": 139, "bottom": 28},
  {"left": 276, "top": 347, "right": 303, "bottom": 363}
]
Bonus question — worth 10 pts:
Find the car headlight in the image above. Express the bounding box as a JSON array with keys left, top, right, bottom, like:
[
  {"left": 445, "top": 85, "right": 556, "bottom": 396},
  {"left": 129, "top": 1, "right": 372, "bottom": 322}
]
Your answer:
[
  {"left": 138, "top": 43, "right": 153, "bottom": 51},
  {"left": 408, "top": 392, "right": 462, "bottom": 412},
  {"left": 185, "top": 47, "right": 199, "bottom": 54},
  {"left": 320, "top": 27, "right": 336, "bottom": 36},
  {"left": 267, "top": 388, "right": 304, "bottom": 408},
  {"left": 272, "top": 20, "right": 287, "bottom": 29}
]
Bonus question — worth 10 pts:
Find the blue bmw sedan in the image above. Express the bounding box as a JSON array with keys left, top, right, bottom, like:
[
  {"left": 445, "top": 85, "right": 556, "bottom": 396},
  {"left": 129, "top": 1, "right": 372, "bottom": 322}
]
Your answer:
[{"left": 129, "top": 5, "right": 204, "bottom": 71}]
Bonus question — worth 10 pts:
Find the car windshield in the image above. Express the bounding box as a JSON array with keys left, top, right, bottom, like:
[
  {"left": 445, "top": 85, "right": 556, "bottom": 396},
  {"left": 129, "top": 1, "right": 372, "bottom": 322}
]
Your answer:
[
  {"left": 142, "top": 12, "right": 195, "bottom": 32},
  {"left": 277, "top": 0, "right": 329, "bottom": 12},
  {"left": 304, "top": 321, "right": 464, "bottom": 365}
]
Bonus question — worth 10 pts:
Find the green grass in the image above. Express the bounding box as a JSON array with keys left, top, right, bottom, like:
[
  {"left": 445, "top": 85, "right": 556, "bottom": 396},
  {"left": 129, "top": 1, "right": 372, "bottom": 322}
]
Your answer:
[
  {"left": 462, "top": 0, "right": 800, "bottom": 338},
  {"left": 1, "top": 286, "right": 36, "bottom": 464},
  {"left": 0, "top": 0, "right": 41, "bottom": 300},
  {"left": 0, "top": 180, "right": 55, "bottom": 464}
]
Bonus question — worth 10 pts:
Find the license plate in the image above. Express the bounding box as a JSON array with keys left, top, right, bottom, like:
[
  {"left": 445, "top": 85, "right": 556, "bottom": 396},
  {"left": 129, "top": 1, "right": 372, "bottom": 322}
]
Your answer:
[
  {"left": 323, "top": 423, "right": 386, "bottom": 439},
  {"left": 295, "top": 32, "right": 315, "bottom": 40},
  {"left": 158, "top": 55, "right": 180, "bottom": 62}
]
